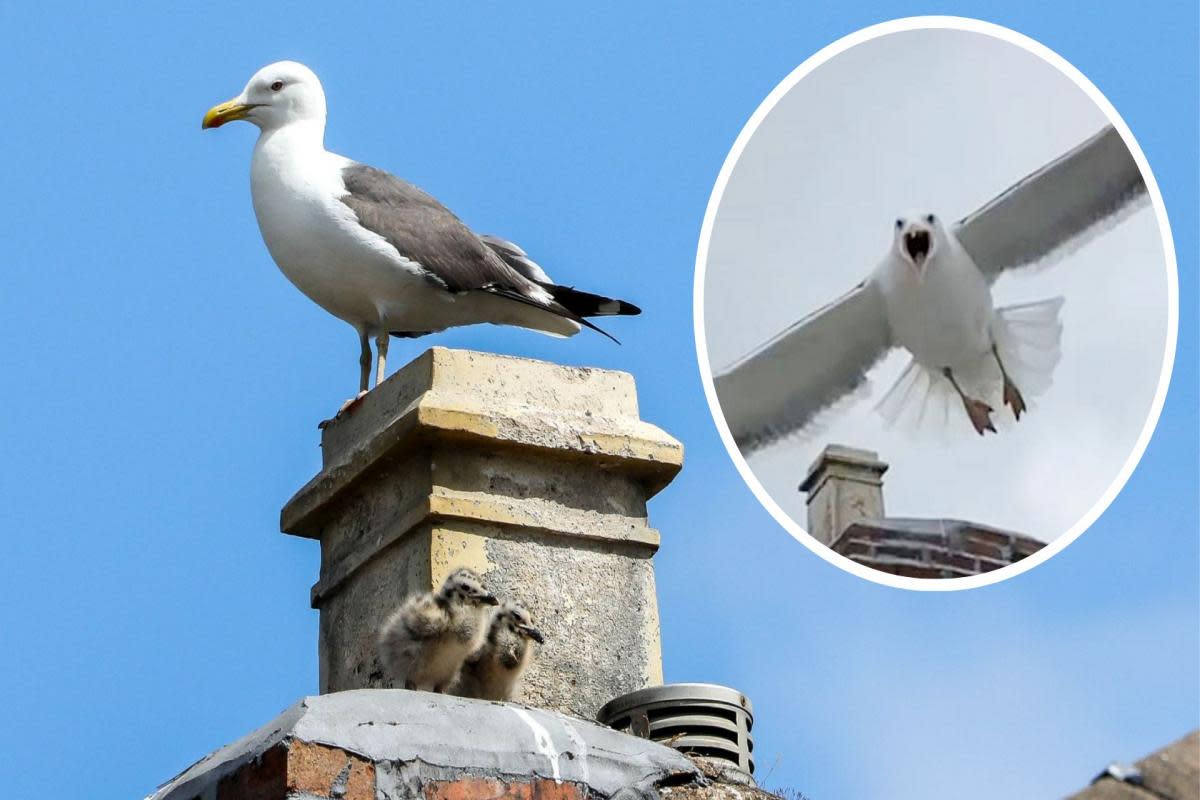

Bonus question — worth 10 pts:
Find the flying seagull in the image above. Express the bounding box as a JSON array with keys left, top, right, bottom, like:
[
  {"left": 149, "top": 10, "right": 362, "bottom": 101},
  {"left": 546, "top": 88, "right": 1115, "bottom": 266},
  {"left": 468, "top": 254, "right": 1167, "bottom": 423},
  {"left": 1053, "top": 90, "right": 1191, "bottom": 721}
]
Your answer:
[
  {"left": 714, "top": 124, "right": 1147, "bottom": 451},
  {"left": 203, "top": 61, "right": 639, "bottom": 402}
]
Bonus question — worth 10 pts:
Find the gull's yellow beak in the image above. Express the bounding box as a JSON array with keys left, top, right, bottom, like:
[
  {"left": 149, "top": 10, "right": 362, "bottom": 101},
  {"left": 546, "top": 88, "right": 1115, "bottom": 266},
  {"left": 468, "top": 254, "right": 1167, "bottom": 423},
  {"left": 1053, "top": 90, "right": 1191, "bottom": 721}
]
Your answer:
[{"left": 202, "top": 98, "right": 255, "bottom": 129}]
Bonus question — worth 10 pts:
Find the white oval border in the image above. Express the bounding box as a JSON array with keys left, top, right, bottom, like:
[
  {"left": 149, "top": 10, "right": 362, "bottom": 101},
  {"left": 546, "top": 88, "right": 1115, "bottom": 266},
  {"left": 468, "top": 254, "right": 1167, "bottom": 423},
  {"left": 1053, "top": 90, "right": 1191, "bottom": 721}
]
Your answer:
[{"left": 693, "top": 15, "right": 1180, "bottom": 592}]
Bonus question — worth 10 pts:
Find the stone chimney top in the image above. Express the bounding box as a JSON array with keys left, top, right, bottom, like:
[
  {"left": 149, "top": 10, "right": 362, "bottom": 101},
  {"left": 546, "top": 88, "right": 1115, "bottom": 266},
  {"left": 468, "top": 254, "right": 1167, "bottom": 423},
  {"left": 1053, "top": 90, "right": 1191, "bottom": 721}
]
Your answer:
[
  {"left": 281, "top": 347, "right": 683, "bottom": 718},
  {"left": 798, "top": 444, "right": 888, "bottom": 546}
]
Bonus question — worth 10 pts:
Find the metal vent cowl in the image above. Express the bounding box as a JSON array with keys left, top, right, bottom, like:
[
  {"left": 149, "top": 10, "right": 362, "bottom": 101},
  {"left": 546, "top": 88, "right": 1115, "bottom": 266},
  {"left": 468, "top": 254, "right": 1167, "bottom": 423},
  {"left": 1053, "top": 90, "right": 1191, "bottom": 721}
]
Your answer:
[{"left": 598, "top": 684, "right": 755, "bottom": 782}]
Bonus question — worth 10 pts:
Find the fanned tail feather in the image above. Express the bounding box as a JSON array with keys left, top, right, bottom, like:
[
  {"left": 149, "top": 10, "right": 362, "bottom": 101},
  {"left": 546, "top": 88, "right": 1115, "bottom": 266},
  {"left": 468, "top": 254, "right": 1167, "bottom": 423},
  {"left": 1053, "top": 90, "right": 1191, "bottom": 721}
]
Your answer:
[
  {"left": 991, "top": 297, "right": 1065, "bottom": 397},
  {"left": 876, "top": 296, "right": 1065, "bottom": 436}
]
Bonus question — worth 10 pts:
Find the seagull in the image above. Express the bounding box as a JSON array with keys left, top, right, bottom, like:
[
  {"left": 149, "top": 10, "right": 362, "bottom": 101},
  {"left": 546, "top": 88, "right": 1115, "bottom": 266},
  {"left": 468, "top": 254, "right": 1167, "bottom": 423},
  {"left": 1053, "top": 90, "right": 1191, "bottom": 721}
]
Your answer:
[
  {"left": 202, "top": 61, "right": 639, "bottom": 403},
  {"left": 377, "top": 567, "right": 499, "bottom": 693},
  {"left": 714, "top": 125, "right": 1148, "bottom": 450},
  {"left": 454, "top": 601, "right": 544, "bottom": 702}
]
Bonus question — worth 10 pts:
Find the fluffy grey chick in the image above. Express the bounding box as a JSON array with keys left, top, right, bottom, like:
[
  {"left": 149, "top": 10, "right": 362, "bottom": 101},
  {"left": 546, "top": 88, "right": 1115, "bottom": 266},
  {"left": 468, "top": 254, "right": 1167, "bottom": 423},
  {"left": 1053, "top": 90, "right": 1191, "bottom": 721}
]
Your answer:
[
  {"left": 455, "top": 602, "right": 545, "bottom": 701},
  {"left": 377, "top": 568, "right": 498, "bottom": 692}
]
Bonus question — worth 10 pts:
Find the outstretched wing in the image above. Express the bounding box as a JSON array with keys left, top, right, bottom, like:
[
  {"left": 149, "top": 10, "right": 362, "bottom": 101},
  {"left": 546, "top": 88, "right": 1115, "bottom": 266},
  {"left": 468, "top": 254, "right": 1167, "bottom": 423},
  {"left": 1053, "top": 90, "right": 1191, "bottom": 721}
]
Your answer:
[
  {"left": 713, "top": 281, "right": 891, "bottom": 453},
  {"left": 955, "top": 125, "right": 1147, "bottom": 281}
]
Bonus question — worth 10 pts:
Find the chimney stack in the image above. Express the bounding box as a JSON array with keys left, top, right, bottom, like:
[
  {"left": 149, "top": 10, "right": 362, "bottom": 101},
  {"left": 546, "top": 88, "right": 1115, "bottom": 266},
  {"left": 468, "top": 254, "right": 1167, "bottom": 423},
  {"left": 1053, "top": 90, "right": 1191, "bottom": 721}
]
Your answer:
[
  {"left": 798, "top": 444, "right": 888, "bottom": 546},
  {"left": 280, "top": 347, "right": 683, "bottom": 719}
]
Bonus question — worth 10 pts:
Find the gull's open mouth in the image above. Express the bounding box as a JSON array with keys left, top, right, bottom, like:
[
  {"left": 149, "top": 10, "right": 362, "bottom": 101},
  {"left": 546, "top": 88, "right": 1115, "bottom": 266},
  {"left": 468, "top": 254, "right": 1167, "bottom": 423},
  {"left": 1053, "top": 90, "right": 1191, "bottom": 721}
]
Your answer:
[{"left": 904, "top": 229, "right": 931, "bottom": 261}]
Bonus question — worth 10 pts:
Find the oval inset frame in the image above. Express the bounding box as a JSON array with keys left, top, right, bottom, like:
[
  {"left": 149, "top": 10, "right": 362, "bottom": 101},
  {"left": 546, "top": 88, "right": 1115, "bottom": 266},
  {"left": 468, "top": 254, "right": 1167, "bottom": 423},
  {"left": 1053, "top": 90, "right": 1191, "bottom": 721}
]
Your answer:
[{"left": 692, "top": 16, "right": 1179, "bottom": 591}]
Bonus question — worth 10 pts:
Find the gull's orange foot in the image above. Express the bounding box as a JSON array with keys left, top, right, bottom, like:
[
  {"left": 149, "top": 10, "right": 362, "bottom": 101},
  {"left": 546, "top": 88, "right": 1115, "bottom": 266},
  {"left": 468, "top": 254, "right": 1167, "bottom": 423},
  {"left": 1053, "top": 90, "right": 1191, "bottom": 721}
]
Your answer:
[
  {"left": 1003, "top": 380, "right": 1026, "bottom": 421},
  {"left": 318, "top": 390, "right": 368, "bottom": 429},
  {"left": 963, "top": 397, "right": 997, "bottom": 436}
]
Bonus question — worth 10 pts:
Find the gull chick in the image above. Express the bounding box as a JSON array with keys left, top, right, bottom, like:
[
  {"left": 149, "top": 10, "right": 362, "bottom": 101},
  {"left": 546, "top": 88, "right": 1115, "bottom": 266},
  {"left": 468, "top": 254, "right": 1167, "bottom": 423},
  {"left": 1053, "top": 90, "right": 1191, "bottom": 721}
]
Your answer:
[
  {"left": 377, "top": 568, "right": 498, "bottom": 693},
  {"left": 455, "top": 602, "right": 545, "bottom": 702},
  {"left": 202, "top": 61, "right": 639, "bottom": 406}
]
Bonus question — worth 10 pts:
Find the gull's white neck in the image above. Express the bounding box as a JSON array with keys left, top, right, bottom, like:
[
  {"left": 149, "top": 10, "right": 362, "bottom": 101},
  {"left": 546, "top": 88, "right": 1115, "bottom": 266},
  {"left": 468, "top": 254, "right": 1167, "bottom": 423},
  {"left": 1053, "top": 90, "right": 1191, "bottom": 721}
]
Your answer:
[
  {"left": 250, "top": 118, "right": 347, "bottom": 203},
  {"left": 254, "top": 119, "right": 328, "bottom": 162}
]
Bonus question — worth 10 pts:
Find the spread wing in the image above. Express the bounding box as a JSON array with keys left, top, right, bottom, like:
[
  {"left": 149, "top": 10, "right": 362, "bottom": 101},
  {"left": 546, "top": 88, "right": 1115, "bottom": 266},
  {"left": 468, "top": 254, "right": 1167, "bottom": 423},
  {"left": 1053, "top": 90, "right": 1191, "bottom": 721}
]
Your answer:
[
  {"left": 713, "top": 280, "right": 891, "bottom": 453},
  {"left": 955, "top": 125, "right": 1147, "bottom": 281}
]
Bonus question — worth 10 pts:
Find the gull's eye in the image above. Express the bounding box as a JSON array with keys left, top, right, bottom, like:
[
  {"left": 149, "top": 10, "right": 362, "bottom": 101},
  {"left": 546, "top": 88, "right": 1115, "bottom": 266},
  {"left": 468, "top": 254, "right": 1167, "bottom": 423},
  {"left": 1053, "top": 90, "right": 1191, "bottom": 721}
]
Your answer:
[
  {"left": 270, "top": 80, "right": 284, "bottom": 92},
  {"left": 895, "top": 219, "right": 903, "bottom": 229},
  {"left": 925, "top": 213, "right": 935, "bottom": 224}
]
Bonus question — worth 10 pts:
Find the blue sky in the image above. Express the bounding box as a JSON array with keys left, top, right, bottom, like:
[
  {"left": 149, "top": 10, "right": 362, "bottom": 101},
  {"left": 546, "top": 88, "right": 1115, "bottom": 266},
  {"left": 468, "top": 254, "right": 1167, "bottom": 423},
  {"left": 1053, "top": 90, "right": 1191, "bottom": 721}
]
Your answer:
[{"left": 0, "top": 3, "right": 1194, "bottom": 799}]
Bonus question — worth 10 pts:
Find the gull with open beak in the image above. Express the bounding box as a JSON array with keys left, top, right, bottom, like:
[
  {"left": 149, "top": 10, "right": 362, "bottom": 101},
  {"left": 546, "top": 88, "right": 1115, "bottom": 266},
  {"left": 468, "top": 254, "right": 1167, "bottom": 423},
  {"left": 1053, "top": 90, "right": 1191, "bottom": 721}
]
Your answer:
[
  {"left": 871, "top": 210, "right": 1042, "bottom": 435},
  {"left": 714, "top": 125, "right": 1146, "bottom": 447}
]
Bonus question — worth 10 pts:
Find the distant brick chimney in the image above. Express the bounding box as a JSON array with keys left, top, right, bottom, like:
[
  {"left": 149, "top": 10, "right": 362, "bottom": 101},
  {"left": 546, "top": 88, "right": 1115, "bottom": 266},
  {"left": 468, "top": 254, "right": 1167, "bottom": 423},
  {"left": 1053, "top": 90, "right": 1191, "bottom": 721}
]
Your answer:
[
  {"left": 800, "top": 443, "right": 1044, "bottom": 579},
  {"left": 280, "top": 347, "right": 683, "bottom": 719}
]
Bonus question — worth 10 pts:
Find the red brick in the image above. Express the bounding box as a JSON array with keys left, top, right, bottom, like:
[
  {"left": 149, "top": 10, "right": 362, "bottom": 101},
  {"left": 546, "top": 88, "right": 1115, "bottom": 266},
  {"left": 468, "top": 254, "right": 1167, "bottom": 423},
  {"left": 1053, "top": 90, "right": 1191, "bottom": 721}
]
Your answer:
[
  {"left": 875, "top": 544, "right": 926, "bottom": 562},
  {"left": 217, "top": 743, "right": 287, "bottom": 800},
  {"left": 930, "top": 551, "right": 979, "bottom": 573},
  {"left": 425, "top": 777, "right": 587, "bottom": 800},
  {"left": 288, "top": 740, "right": 375, "bottom": 800},
  {"left": 961, "top": 539, "right": 1005, "bottom": 560},
  {"left": 835, "top": 540, "right": 872, "bottom": 557},
  {"left": 964, "top": 529, "right": 1015, "bottom": 548}
]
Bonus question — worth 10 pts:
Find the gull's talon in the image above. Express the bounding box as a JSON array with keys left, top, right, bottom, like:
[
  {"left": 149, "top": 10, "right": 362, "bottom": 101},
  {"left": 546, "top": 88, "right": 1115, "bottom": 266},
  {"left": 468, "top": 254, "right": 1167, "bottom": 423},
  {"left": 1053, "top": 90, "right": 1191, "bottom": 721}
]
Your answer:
[
  {"left": 339, "top": 390, "right": 369, "bottom": 415},
  {"left": 964, "top": 398, "right": 996, "bottom": 436},
  {"left": 1003, "top": 380, "right": 1026, "bottom": 421},
  {"left": 319, "top": 391, "right": 368, "bottom": 429}
]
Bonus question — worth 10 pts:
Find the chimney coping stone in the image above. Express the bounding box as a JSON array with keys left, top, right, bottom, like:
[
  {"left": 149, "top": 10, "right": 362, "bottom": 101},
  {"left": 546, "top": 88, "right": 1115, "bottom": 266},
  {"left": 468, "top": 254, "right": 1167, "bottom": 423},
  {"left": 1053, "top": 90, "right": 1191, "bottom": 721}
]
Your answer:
[{"left": 282, "top": 347, "right": 684, "bottom": 539}]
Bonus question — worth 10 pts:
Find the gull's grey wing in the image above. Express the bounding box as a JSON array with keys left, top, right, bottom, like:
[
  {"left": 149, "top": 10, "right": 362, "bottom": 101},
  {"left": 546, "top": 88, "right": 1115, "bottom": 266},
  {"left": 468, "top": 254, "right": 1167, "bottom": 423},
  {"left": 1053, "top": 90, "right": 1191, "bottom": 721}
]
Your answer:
[
  {"left": 340, "top": 167, "right": 627, "bottom": 341},
  {"left": 713, "top": 280, "right": 891, "bottom": 453},
  {"left": 955, "top": 125, "right": 1147, "bottom": 281},
  {"left": 340, "top": 164, "right": 542, "bottom": 297},
  {"left": 478, "top": 234, "right": 553, "bottom": 284}
]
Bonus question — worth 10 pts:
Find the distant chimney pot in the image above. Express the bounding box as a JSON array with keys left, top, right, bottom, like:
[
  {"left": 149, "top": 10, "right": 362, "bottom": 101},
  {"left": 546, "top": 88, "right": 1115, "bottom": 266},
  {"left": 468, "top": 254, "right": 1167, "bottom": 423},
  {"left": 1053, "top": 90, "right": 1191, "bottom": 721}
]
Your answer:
[{"left": 798, "top": 444, "right": 888, "bottom": 546}]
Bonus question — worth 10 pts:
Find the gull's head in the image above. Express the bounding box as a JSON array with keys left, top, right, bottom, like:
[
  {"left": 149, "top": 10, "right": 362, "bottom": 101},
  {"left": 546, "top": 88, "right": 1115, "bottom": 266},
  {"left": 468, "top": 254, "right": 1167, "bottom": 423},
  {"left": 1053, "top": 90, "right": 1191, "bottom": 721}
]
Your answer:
[
  {"left": 439, "top": 567, "right": 499, "bottom": 608},
  {"left": 202, "top": 61, "right": 326, "bottom": 132},
  {"left": 497, "top": 602, "right": 545, "bottom": 645},
  {"left": 892, "top": 211, "right": 944, "bottom": 277}
]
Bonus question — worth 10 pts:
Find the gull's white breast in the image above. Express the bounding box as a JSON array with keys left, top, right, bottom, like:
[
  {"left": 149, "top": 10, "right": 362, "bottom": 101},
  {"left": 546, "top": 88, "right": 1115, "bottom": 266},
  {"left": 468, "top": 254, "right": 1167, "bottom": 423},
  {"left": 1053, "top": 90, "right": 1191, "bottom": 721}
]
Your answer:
[
  {"left": 873, "top": 229, "right": 994, "bottom": 370},
  {"left": 249, "top": 130, "right": 436, "bottom": 333}
]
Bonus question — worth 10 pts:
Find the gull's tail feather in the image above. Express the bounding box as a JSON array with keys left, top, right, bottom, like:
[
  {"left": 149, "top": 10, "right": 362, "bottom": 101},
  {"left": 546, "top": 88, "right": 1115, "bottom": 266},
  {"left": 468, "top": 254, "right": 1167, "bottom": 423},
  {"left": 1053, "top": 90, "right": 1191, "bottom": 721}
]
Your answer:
[
  {"left": 876, "top": 359, "right": 961, "bottom": 441},
  {"left": 479, "top": 232, "right": 640, "bottom": 317},
  {"left": 991, "top": 296, "right": 1065, "bottom": 397},
  {"left": 876, "top": 296, "right": 1064, "bottom": 436},
  {"left": 542, "top": 284, "right": 641, "bottom": 318}
]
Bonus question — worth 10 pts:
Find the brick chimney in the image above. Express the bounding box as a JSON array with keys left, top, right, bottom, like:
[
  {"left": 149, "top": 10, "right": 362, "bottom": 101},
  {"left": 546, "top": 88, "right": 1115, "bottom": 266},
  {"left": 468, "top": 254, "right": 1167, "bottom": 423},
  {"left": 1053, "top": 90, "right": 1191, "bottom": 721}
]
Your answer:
[
  {"left": 280, "top": 347, "right": 683, "bottom": 719},
  {"left": 798, "top": 444, "right": 887, "bottom": 546}
]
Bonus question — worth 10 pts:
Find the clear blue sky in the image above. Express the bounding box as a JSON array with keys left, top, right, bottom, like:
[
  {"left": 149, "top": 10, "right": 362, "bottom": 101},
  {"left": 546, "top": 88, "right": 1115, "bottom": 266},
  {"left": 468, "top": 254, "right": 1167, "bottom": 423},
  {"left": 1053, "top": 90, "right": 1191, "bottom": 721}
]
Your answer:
[{"left": 0, "top": 3, "right": 1194, "bottom": 799}]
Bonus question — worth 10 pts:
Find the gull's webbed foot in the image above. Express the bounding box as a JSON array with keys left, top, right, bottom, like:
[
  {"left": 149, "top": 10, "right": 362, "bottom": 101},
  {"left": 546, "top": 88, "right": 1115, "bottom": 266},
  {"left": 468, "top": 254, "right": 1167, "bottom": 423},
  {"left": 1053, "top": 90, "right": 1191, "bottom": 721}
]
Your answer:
[
  {"left": 318, "top": 390, "right": 369, "bottom": 429},
  {"left": 1003, "top": 380, "right": 1026, "bottom": 421},
  {"left": 963, "top": 397, "right": 997, "bottom": 436}
]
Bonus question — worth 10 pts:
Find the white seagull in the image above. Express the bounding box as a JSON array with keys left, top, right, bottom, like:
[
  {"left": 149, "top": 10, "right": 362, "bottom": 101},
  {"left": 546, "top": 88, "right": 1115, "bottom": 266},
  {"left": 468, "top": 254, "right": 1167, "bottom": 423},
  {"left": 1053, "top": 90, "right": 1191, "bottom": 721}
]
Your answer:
[
  {"left": 203, "top": 61, "right": 639, "bottom": 401},
  {"left": 714, "top": 125, "right": 1147, "bottom": 450}
]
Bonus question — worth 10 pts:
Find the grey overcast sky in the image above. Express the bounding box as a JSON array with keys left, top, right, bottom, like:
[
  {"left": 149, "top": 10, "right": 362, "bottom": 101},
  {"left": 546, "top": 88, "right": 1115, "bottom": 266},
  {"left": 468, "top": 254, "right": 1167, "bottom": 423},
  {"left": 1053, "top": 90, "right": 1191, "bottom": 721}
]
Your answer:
[{"left": 702, "top": 28, "right": 1170, "bottom": 542}]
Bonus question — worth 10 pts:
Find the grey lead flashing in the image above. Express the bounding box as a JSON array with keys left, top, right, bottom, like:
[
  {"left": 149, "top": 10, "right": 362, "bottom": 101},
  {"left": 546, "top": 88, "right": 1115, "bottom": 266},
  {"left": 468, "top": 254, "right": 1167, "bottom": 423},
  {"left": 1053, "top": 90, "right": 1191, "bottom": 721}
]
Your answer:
[{"left": 148, "top": 689, "right": 699, "bottom": 800}]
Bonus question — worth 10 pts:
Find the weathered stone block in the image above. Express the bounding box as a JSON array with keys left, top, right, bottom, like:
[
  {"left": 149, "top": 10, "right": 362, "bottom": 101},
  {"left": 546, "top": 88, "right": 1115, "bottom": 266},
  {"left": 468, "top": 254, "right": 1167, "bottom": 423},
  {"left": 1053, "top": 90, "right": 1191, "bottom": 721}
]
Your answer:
[
  {"left": 798, "top": 445, "right": 887, "bottom": 546},
  {"left": 281, "top": 348, "right": 683, "bottom": 718}
]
